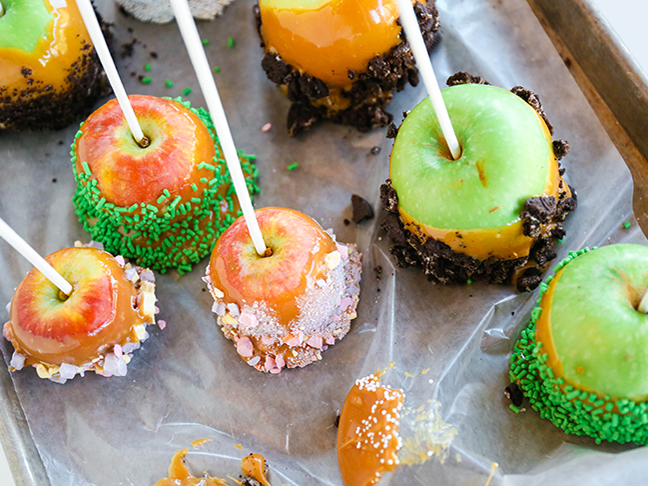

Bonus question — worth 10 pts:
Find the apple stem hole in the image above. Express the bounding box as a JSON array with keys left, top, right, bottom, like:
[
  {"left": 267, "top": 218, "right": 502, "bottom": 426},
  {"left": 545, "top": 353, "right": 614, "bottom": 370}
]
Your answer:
[
  {"left": 135, "top": 135, "right": 151, "bottom": 149},
  {"left": 261, "top": 248, "right": 273, "bottom": 258},
  {"left": 0, "top": 3, "right": 4, "bottom": 17},
  {"left": 58, "top": 290, "right": 71, "bottom": 302},
  {"left": 638, "top": 290, "right": 648, "bottom": 314}
]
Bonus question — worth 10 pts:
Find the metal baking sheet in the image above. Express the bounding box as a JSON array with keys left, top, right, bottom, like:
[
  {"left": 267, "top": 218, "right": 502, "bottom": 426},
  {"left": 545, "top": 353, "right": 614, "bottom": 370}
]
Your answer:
[{"left": 1, "top": 0, "right": 646, "bottom": 484}]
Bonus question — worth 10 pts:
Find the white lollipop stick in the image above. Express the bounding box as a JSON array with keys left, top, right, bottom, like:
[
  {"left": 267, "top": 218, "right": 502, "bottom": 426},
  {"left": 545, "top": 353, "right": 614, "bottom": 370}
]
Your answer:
[
  {"left": 169, "top": 0, "right": 268, "bottom": 257},
  {"left": 0, "top": 218, "right": 73, "bottom": 296},
  {"left": 75, "top": 0, "right": 148, "bottom": 147},
  {"left": 396, "top": 0, "right": 461, "bottom": 160}
]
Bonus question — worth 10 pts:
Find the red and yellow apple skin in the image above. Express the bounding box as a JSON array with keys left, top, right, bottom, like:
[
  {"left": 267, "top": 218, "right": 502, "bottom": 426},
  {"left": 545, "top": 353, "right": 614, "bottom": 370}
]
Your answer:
[
  {"left": 206, "top": 207, "right": 362, "bottom": 373},
  {"left": 337, "top": 374, "right": 404, "bottom": 486},
  {"left": 0, "top": 0, "right": 106, "bottom": 130},
  {"left": 75, "top": 95, "right": 217, "bottom": 209},
  {"left": 3, "top": 246, "right": 158, "bottom": 381}
]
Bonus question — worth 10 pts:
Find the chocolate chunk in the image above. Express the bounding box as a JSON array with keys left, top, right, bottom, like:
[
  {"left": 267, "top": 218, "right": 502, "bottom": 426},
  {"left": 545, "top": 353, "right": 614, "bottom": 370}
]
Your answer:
[
  {"left": 261, "top": 53, "right": 292, "bottom": 85},
  {"left": 504, "top": 383, "right": 524, "bottom": 407},
  {"left": 553, "top": 139, "right": 569, "bottom": 160},
  {"left": 510, "top": 85, "right": 553, "bottom": 135},
  {"left": 351, "top": 195, "right": 374, "bottom": 223},
  {"left": 516, "top": 267, "right": 542, "bottom": 292},
  {"left": 386, "top": 123, "right": 399, "bottom": 139},
  {"left": 446, "top": 72, "right": 490, "bottom": 86}
]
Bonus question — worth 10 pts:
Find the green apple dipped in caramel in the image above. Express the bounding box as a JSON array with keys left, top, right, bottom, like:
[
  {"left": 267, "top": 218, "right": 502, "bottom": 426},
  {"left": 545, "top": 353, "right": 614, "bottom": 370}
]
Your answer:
[
  {"left": 3, "top": 245, "right": 159, "bottom": 383},
  {"left": 0, "top": 0, "right": 106, "bottom": 130},
  {"left": 381, "top": 76, "right": 576, "bottom": 290},
  {"left": 205, "top": 207, "right": 362, "bottom": 373},
  {"left": 72, "top": 95, "right": 259, "bottom": 274},
  {"left": 511, "top": 245, "right": 648, "bottom": 444}
]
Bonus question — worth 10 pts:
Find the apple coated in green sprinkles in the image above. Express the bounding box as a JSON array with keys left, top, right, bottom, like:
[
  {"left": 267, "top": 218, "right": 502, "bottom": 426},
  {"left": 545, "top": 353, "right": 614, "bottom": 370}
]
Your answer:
[
  {"left": 510, "top": 246, "right": 648, "bottom": 444},
  {"left": 71, "top": 97, "right": 259, "bottom": 274}
]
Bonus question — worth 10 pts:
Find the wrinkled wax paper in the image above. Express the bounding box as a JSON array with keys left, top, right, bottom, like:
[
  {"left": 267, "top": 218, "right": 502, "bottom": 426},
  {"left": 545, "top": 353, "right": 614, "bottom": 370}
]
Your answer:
[{"left": 1, "top": 0, "right": 646, "bottom": 484}]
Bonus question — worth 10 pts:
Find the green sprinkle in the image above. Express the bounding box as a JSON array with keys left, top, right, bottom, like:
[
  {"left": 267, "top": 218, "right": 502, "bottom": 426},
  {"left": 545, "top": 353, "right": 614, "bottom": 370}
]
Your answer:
[
  {"left": 467, "top": 279, "right": 473, "bottom": 284},
  {"left": 165, "top": 79, "right": 174, "bottom": 88},
  {"left": 141, "top": 76, "right": 152, "bottom": 84},
  {"left": 287, "top": 162, "right": 299, "bottom": 171},
  {"left": 183, "top": 87, "right": 192, "bottom": 96},
  {"left": 213, "top": 66, "right": 220, "bottom": 73},
  {"left": 509, "top": 404, "right": 520, "bottom": 413},
  {"left": 624, "top": 221, "right": 631, "bottom": 229},
  {"left": 227, "top": 36, "right": 235, "bottom": 48},
  {"left": 202, "top": 39, "right": 209, "bottom": 45},
  {"left": 191, "top": 183, "right": 198, "bottom": 191},
  {"left": 144, "top": 63, "right": 151, "bottom": 71}
]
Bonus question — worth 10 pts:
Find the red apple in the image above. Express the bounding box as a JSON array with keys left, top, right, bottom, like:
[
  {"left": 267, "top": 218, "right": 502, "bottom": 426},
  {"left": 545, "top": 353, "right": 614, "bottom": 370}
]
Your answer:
[
  {"left": 5, "top": 247, "right": 148, "bottom": 367},
  {"left": 74, "top": 95, "right": 217, "bottom": 208},
  {"left": 209, "top": 207, "right": 338, "bottom": 323}
]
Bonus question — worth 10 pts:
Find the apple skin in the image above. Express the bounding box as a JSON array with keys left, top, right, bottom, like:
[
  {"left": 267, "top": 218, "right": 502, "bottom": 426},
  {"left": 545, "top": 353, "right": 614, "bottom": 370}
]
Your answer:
[
  {"left": 6, "top": 247, "right": 145, "bottom": 367},
  {"left": 536, "top": 244, "right": 648, "bottom": 400},
  {"left": 75, "top": 95, "right": 217, "bottom": 208},
  {"left": 209, "top": 207, "right": 338, "bottom": 323}
]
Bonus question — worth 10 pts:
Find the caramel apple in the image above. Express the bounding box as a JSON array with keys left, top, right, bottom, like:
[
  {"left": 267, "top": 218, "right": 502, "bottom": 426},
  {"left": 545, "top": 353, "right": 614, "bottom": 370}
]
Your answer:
[
  {"left": 381, "top": 73, "right": 576, "bottom": 291},
  {"left": 2, "top": 243, "right": 159, "bottom": 383},
  {"left": 255, "top": 0, "right": 440, "bottom": 135},
  {"left": 205, "top": 207, "right": 362, "bottom": 373},
  {"left": 337, "top": 374, "right": 404, "bottom": 486},
  {"left": 72, "top": 95, "right": 259, "bottom": 274},
  {"left": 0, "top": 0, "right": 107, "bottom": 130}
]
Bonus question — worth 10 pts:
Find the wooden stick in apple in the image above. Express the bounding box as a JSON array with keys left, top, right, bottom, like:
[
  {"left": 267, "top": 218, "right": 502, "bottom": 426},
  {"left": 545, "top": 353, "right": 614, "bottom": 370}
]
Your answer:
[
  {"left": 0, "top": 217, "right": 73, "bottom": 296},
  {"left": 74, "top": 0, "right": 149, "bottom": 148},
  {"left": 396, "top": 0, "right": 461, "bottom": 160},
  {"left": 169, "top": 0, "right": 268, "bottom": 257}
]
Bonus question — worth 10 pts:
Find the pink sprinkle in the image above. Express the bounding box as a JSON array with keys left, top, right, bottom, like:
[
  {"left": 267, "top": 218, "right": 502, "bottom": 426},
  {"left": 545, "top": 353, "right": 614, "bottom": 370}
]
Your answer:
[
  {"left": 115, "top": 255, "right": 126, "bottom": 267},
  {"left": 285, "top": 335, "right": 301, "bottom": 347},
  {"left": 239, "top": 312, "right": 258, "bottom": 328},
  {"left": 154, "top": 306, "right": 160, "bottom": 314},
  {"left": 262, "top": 123, "right": 272, "bottom": 132},
  {"left": 326, "top": 336, "right": 335, "bottom": 345},
  {"left": 113, "top": 344, "right": 123, "bottom": 359},
  {"left": 275, "top": 354, "right": 285, "bottom": 369},
  {"left": 262, "top": 336, "right": 275, "bottom": 346},
  {"left": 269, "top": 367, "right": 281, "bottom": 374},
  {"left": 236, "top": 336, "right": 254, "bottom": 357},
  {"left": 158, "top": 320, "right": 167, "bottom": 330},
  {"left": 337, "top": 244, "right": 348, "bottom": 260},
  {"left": 2, "top": 324, "right": 10, "bottom": 340},
  {"left": 307, "top": 335, "right": 323, "bottom": 349},
  {"left": 340, "top": 297, "right": 354, "bottom": 311},
  {"left": 265, "top": 355, "right": 276, "bottom": 371}
]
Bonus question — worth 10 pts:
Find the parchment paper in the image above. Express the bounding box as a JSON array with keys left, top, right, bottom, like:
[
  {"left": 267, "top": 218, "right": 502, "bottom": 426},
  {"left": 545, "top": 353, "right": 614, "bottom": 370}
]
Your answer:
[{"left": 0, "top": 0, "right": 645, "bottom": 484}]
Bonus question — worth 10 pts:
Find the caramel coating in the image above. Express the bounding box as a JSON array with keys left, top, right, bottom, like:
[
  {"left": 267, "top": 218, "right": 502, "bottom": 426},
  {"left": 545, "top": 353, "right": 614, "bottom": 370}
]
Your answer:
[
  {"left": 337, "top": 374, "right": 404, "bottom": 486},
  {"left": 4, "top": 247, "right": 149, "bottom": 367}
]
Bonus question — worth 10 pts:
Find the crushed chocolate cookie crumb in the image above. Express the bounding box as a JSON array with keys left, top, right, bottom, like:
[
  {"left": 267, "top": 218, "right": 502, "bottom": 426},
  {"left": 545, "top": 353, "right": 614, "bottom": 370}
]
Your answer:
[
  {"left": 553, "top": 139, "right": 569, "bottom": 160},
  {"left": 516, "top": 267, "right": 542, "bottom": 292},
  {"left": 348, "top": 70, "right": 357, "bottom": 80},
  {"left": 511, "top": 85, "right": 553, "bottom": 135},
  {"left": 386, "top": 123, "right": 399, "bottom": 139},
  {"left": 344, "top": 219, "right": 351, "bottom": 226},
  {"left": 504, "top": 383, "right": 524, "bottom": 407},
  {"left": 351, "top": 195, "right": 374, "bottom": 224},
  {"left": 120, "top": 38, "right": 137, "bottom": 59},
  {"left": 370, "top": 146, "right": 381, "bottom": 155},
  {"left": 446, "top": 71, "right": 490, "bottom": 86}
]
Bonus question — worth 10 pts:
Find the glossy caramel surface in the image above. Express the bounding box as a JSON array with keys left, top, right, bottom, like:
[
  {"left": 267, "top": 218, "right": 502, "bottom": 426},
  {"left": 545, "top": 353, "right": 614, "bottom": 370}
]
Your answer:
[
  {"left": 337, "top": 374, "right": 404, "bottom": 486},
  {"left": 75, "top": 96, "right": 218, "bottom": 208},
  {"left": 0, "top": 0, "right": 93, "bottom": 99},
  {"left": 6, "top": 248, "right": 147, "bottom": 366},
  {"left": 259, "top": 0, "right": 402, "bottom": 88}
]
